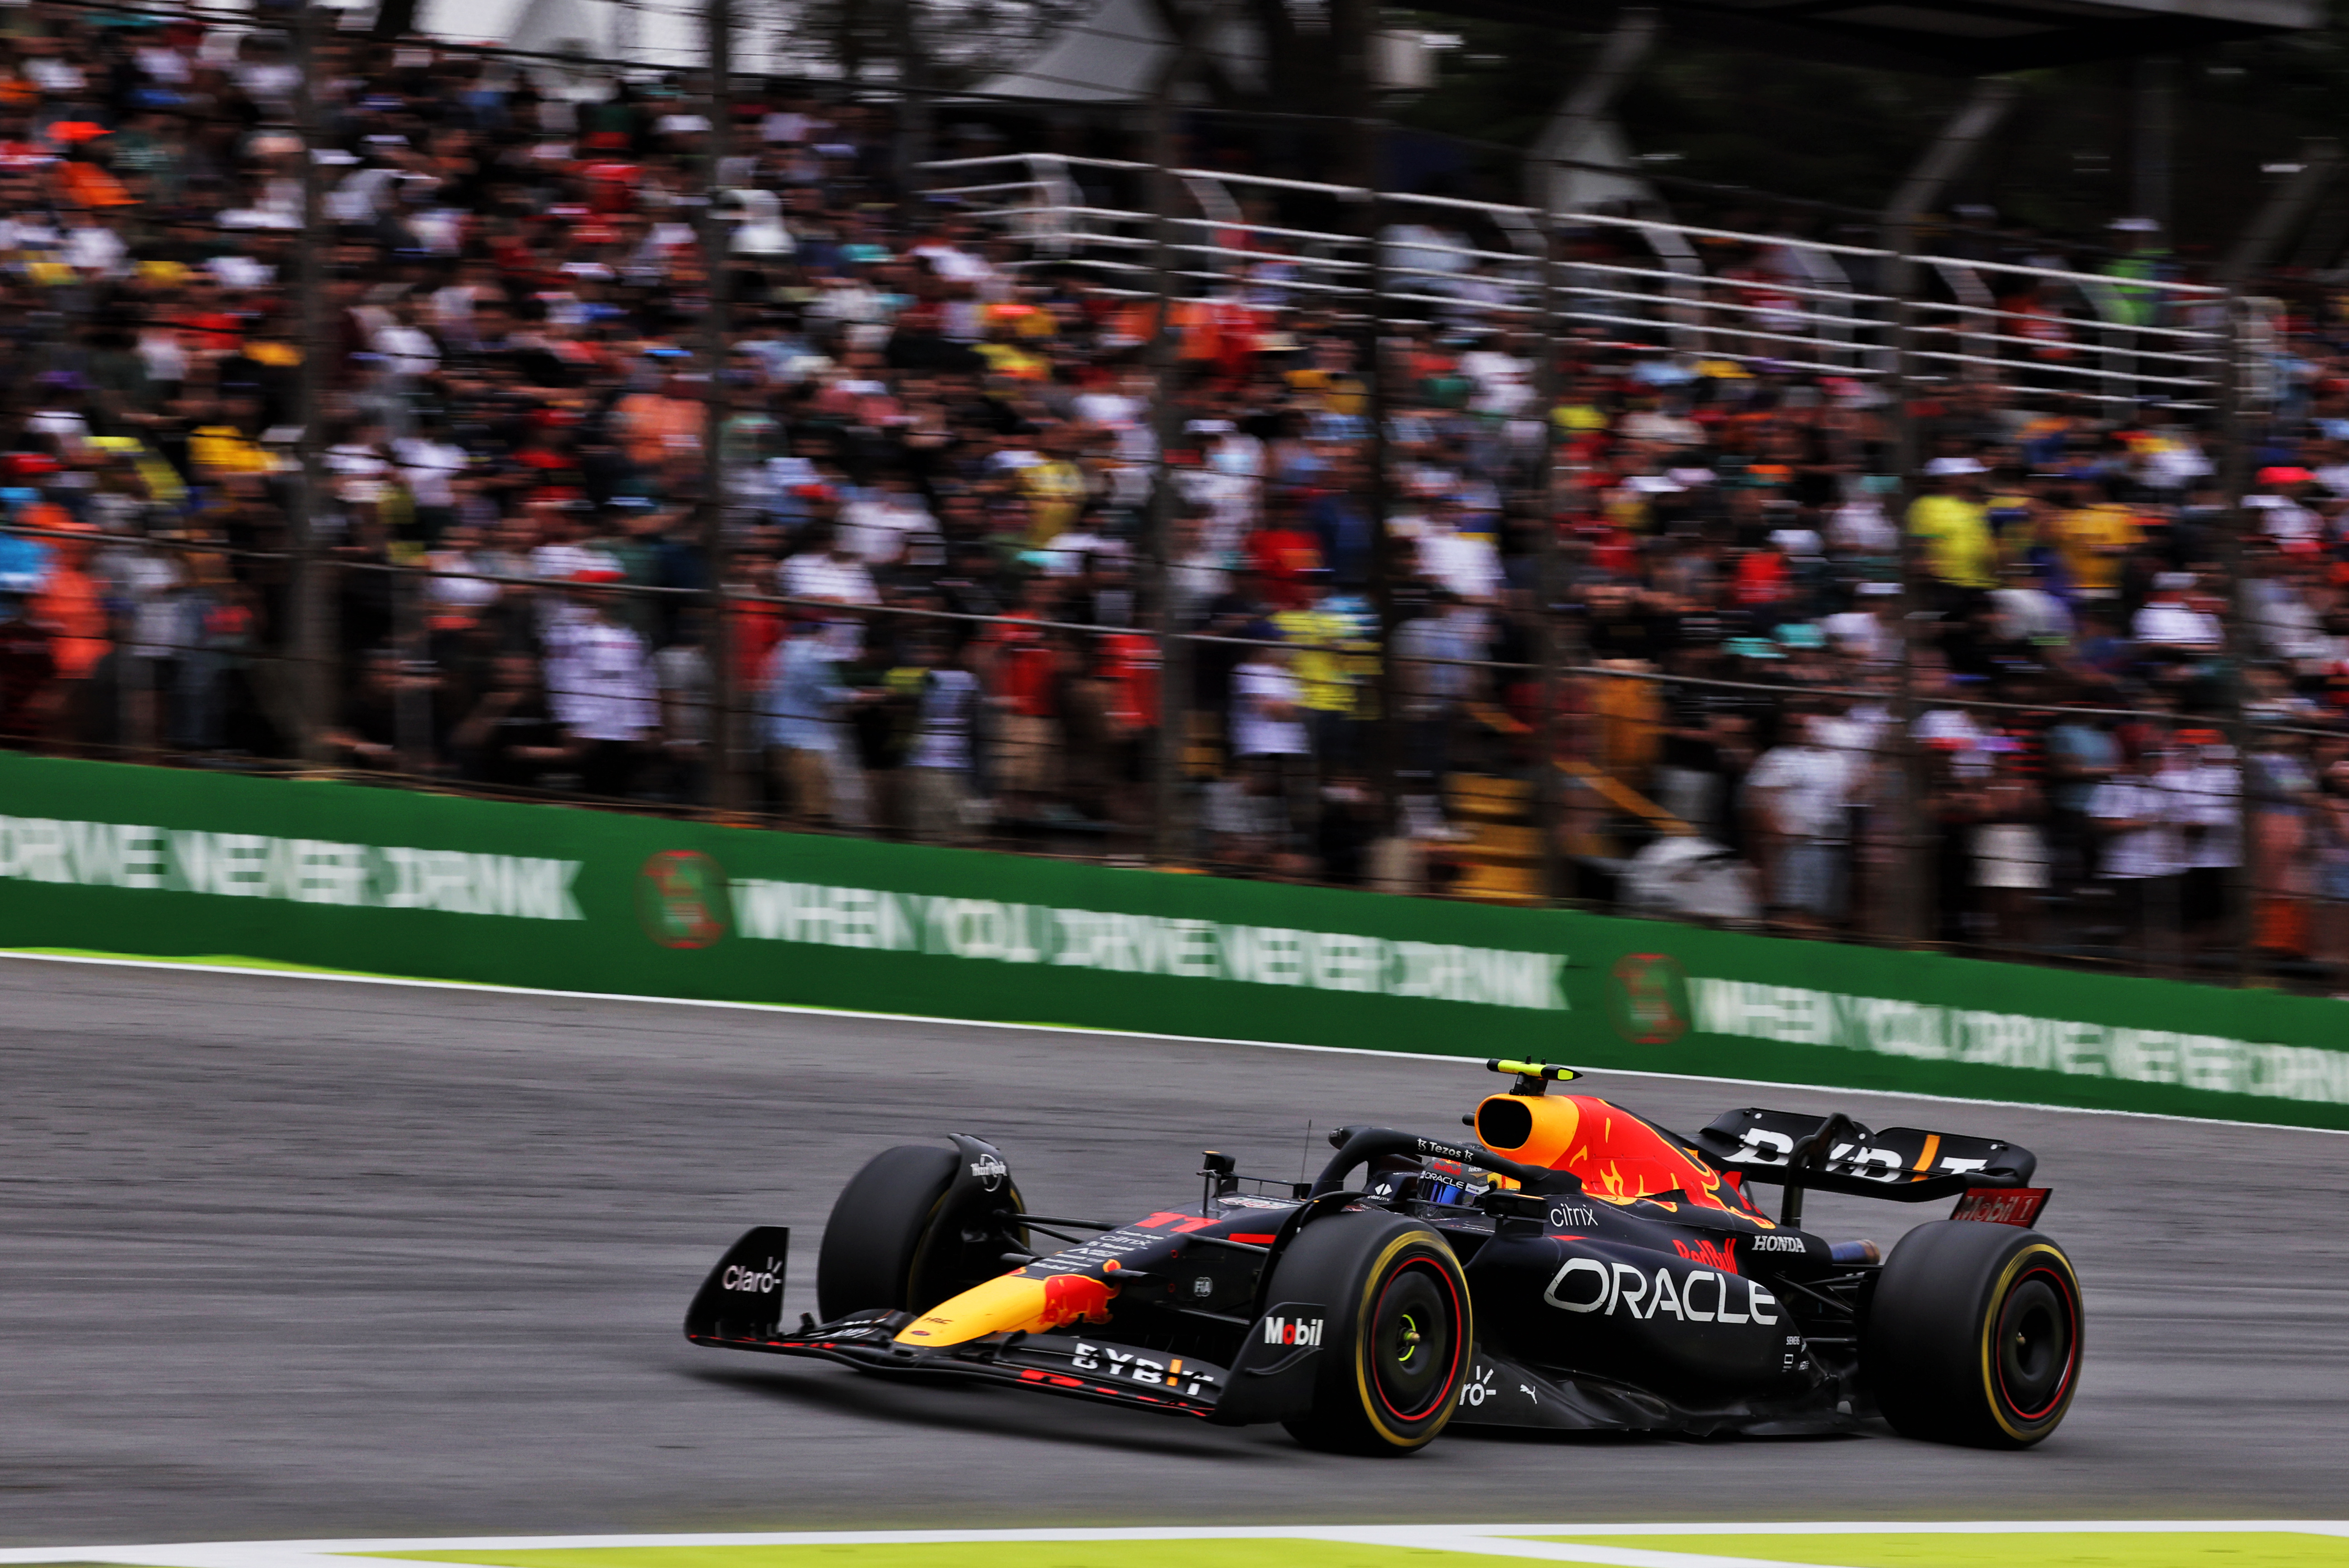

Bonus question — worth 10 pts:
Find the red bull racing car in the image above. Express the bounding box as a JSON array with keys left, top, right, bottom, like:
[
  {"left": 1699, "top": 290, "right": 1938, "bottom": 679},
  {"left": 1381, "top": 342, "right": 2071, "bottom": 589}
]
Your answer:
[{"left": 685, "top": 1060, "right": 2080, "bottom": 1453}]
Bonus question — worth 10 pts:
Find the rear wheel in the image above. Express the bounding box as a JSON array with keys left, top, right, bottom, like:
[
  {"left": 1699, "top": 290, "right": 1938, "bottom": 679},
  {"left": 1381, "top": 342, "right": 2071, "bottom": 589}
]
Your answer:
[
  {"left": 814, "top": 1144, "right": 1025, "bottom": 1320},
  {"left": 1862, "top": 1220, "right": 2083, "bottom": 1448},
  {"left": 1271, "top": 1211, "right": 1472, "bottom": 1455}
]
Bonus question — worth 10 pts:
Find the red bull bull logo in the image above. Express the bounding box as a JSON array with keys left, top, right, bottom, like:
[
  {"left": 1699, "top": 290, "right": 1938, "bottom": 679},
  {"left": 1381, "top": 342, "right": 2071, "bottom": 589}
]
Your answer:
[
  {"left": 1039, "top": 1272, "right": 1115, "bottom": 1328},
  {"left": 1671, "top": 1235, "right": 1739, "bottom": 1274}
]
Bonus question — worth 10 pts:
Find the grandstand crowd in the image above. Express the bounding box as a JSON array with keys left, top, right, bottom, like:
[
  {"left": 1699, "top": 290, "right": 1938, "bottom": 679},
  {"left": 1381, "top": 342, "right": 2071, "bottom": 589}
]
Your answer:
[{"left": 4, "top": 1, "right": 2348, "bottom": 970}]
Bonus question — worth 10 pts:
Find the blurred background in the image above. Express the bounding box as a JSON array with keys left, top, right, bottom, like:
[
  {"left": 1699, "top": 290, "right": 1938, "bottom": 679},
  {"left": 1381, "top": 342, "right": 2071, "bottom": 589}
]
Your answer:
[{"left": 5, "top": 0, "right": 2349, "bottom": 994}]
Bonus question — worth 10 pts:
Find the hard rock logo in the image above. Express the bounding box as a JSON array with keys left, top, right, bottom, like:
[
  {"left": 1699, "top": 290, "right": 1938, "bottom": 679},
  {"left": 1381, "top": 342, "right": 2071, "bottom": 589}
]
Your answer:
[
  {"left": 638, "top": 849, "right": 730, "bottom": 949},
  {"left": 1609, "top": 951, "right": 1691, "bottom": 1046}
]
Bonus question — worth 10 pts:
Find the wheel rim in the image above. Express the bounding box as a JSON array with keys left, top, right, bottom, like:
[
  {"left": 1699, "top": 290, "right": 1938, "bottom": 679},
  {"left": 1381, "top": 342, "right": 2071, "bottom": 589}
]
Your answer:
[
  {"left": 1994, "top": 1267, "right": 2078, "bottom": 1423},
  {"left": 1368, "top": 1258, "right": 1459, "bottom": 1422}
]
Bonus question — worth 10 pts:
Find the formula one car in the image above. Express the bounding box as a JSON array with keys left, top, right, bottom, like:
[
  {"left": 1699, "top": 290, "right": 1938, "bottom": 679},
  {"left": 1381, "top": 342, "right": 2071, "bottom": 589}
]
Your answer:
[{"left": 686, "top": 1060, "right": 2080, "bottom": 1453}]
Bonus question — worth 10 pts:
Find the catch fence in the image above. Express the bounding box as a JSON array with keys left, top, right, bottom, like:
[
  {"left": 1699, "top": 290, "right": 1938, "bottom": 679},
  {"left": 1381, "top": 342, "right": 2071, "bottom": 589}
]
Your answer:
[{"left": 5, "top": 521, "right": 2332, "bottom": 990}]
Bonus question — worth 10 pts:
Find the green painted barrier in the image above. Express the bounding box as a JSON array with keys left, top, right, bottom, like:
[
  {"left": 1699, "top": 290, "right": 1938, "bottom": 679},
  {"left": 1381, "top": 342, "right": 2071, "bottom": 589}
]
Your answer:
[{"left": 2, "top": 750, "right": 2345, "bottom": 1129}]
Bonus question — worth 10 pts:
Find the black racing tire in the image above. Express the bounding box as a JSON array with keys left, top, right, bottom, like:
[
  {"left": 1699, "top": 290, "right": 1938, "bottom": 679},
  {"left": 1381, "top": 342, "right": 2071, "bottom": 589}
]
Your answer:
[
  {"left": 1862, "top": 1220, "right": 2084, "bottom": 1449},
  {"left": 814, "top": 1144, "right": 1027, "bottom": 1321},
  {"left": 1271, "top": 1211, "right": 1472, "bottom": 1455}
]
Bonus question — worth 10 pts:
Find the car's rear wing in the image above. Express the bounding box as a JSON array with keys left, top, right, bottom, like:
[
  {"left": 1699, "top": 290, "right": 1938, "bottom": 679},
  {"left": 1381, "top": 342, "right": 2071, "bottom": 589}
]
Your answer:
[{"left": 1692, "top": 1108, "right": 2037, "bottom": 1227}]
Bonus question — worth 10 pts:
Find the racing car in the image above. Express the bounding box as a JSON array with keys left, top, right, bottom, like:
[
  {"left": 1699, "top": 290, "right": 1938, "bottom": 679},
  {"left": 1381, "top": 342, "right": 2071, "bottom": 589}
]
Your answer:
[{"left": 685, "top": 1059, "right": 2080, "bottom": 1453}]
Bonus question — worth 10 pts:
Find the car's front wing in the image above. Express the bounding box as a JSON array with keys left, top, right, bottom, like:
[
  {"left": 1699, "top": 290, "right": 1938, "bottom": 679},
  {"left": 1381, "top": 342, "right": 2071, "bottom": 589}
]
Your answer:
[{"left": 690, "top": 1308, "right": 1233, "bottom": 1419}]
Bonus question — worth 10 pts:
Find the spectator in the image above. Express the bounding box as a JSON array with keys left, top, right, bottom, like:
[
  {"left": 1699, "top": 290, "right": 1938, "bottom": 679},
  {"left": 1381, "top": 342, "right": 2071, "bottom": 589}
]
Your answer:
[
  {"left": 1908, "top": 457, "right": 1996, "bottom": 601},
  {"left": 897, "top": 636, "right": 981, "bottom": 844},
  {"left": 1742, "top": 704, "right": 1855, "bottom": 935},
  {"left": 1972, "top": 740, "right": 2050, "bottom": 950},
  {"left": 325, "top": 650, "right": 404, "bottom": 772},
  {"left": 2091, "top": 729, "right": 2186, "bottom": 969},
  {"left": 455, "top": 652, "right": 569, "bottom": 791},
  {"left": 546, "top": 576, "right": 660, "bottom": 799},
  {"left": 761, "top": 618, "right": 854, "bottom": 826},
  {"left": 1229, "top": 642, "right": 1313, "bottom": 852},
  {"left": 780, "top": 523, "right": 880, "bottom": 661}
]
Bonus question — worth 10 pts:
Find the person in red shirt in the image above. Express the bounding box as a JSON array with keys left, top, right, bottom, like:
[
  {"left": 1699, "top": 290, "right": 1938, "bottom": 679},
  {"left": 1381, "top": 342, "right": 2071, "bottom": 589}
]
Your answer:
[
  {"left": 974, "top": 579, "right": 1064, "bottom": 818},
  {"left": 1247, "top": 507, "right": 1323, "bottom": 613},
  {"left": 1731, "top": 538, "right": 1792, "bottom": 625},
  {"left": 1093, "top": 629, "right": 1159, "bottom": 829},
  {"left": 26, "top": 511, "right": 105, "bottom": 744}
]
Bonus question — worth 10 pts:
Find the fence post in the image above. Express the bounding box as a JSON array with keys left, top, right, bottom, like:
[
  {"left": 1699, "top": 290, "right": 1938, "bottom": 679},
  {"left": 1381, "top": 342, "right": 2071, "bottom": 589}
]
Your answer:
[
  {"left": 1147, "top": 58, "right": 1187, "bottom": 866},
  {"left": 2218, "top": 290, "right": 2256, "bottom": 984},
  {"left": 701, "top": 0, "right": 739, "bottom": 815},
  {"left": 1885, "top": 234, "right": 1930, "bottom": 948},
  {"left": 1365, "top": 151, "right": 1399, "bottom": 839},
  {"left": 1534, "top": 189, "right": 1563, "bottom": 906},
  {"left": 289, "top": 0, "right": 328, "bottom": 768}
]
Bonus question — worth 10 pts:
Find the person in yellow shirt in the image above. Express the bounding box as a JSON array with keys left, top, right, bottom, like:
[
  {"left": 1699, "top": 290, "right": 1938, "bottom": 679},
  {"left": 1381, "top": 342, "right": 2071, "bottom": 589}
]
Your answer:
[
  {"left": 1286, "top": 338, "right": 1368, "bottom": 420},
  {"left": 188, "top": 422, "right": 275, "bottom": 478},
  {"left": 1018, "top": 423, "right": 1089, "bottom": 547},
  {"left": 1907, "top": 457, "right": 1997, "bottom": 594},
  {"left": 1270, "top": 577, "right": 1366, "bottom": 768},
  {"left": 2048, "top": 477, "right": 2140, "bottom": 600}
]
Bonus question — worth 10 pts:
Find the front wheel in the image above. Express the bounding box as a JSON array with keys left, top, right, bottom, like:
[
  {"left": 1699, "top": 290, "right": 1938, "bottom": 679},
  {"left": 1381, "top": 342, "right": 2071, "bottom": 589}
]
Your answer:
[
  {"left": 1269, "top": 1211, "right": 1472, "bottom": 1455},
  {"left": 814, "top": 1143, "right": 1025, "bottom": 1321},
  {"left": 1862, "top": 1219, "right": 2084, "bottom": 1448}
]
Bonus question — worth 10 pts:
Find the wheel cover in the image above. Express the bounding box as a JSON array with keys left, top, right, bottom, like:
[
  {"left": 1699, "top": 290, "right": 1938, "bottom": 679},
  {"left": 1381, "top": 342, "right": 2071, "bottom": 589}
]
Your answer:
[
  {"left": 1994, "top": 1266, "right": 2079, "bottom": 1423},
  {"left": 1368, "top": 1258, "right": 1461, "bottom": 1423}
]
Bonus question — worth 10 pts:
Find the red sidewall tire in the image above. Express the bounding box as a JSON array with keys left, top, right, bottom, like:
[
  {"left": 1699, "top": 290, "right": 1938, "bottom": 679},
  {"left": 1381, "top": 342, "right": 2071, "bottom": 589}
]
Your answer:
[
  {"left": 1271, "top": 1211, "right": 1473, "bottom": 1455},
  {"left": 1864, "top": 1220, "right": 2084, "bottom": 1448}
]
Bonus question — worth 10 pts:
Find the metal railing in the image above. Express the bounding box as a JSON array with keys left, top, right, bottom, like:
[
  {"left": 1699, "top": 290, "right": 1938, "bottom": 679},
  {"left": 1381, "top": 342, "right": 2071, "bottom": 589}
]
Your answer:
[{"left": 921, "top": 153, "right": 2234, "bottom": 411}]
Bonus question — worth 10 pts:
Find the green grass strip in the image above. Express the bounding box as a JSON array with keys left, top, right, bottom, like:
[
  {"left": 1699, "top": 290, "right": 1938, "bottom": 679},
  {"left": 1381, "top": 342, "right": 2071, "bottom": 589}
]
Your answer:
[
  {"left": 381, "top": 1545, "right": 1528, "bottom": 1568},
  {"left": 3, "top": 947, "right": 424, "bottom": 979},
  {"left": 1536, "top": 1534, "right": 2349, "bottom": 1567}
]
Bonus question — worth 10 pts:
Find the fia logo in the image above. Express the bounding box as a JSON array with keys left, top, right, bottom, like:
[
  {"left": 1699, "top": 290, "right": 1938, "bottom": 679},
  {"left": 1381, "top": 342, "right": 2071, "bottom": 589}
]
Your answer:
[{"left": 969, "top": 1153, "right": 1007, "bottom": 1192}]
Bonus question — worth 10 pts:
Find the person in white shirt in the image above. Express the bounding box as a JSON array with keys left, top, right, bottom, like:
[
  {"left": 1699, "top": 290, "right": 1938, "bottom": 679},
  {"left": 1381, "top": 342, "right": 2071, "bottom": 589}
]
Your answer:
[
  {"left": 1074, "top": 374, "right": 1153, "bottom": 464},
  {"left": 2164, "top": 729, "right": 2240, "bottom": 958},
  {"left": 528, "top": 503, "right": 622, "bottom": 644},
  {"left": 900, "top": 637, "right": 981, "bottom": 844},
  {"left": 910, "top": 221, "right": 994, "bottom": 285},
  {"left": 2091, "top": 735, "right": 2186, "bottom": 966},
  {"left": 837, "top": 475, "right": 936, "bottom": 569},
  {"left": 1742, "top": 707, "right": 1856, "bottom": 933},
  {"left": 1914, "top": 678, "right": 1993, "bottom": 779},
  {"left": 1823, "top": 581, "right": 1901, "bottom": 666},
  {"left": 1991, "top": 562, "right": 2075, "bottom": 646},
  {"left": 545, "top": 576, "right": 658, "bottom": 799},
  {"left": 2246, "top": 487, "right": 2322, "bottom": 545},
  {"left": 1459, "top": 335, "right": 1535, "bottom": 417},
  {"left": 62, "top": 210, "right": 128, "bottom": 279},
  {"left": 394, "top": 424, "right": 470, "bottom": 531},
  {"left": 1827, "top": 496, "right": 1898, "bottom": 555},
  {"left": 1231, "top": 646, "right": 1312, "bottom": 847},
  {"left": 368, "top": 299, "right": 441, "bottom": 380},
  {"left": 778, "top": 525, "right": 880, "bottom": 660},
  {"left": 1416, "top": 500, "right": 1505, "bottom": 603},
  {"left": 2132, "top": 573, "right": 2223, "bottom": 654}
]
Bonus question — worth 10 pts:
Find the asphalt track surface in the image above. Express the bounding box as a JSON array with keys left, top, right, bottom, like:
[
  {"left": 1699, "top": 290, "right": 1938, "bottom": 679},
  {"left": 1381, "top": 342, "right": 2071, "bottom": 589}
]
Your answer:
[{"left": 6, "top": 957, "right": 2349, "bottom": 1547}]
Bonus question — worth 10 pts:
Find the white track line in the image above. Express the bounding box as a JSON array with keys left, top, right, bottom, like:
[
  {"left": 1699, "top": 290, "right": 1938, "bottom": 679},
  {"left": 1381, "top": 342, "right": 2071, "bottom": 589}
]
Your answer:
[
  {"left": 7, "top": 949, "right": 2345, "bottom": 1139},
  {"left": 7, "top": 1520, "right": 2348, "bottom": 1568}
]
